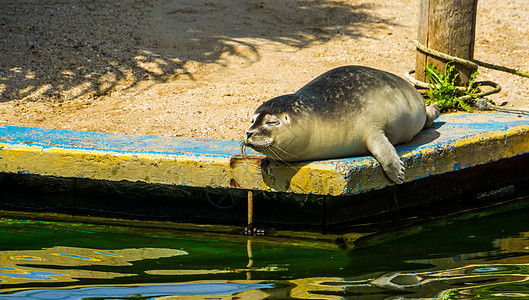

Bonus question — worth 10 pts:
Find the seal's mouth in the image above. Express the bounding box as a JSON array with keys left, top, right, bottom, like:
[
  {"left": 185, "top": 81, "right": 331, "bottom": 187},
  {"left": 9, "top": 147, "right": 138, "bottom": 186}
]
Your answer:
[
  {"left": 244, "top": 138, "right": 273, "bottom": 149},
  {"left": 243, "top": 131, "right": 273, "bottom": 147},
  {"left": 241, "top": 137, "right": 299, "bottom": 163},
  {"left": 241, "top": 135, "right": 274, "bottom": 156}
]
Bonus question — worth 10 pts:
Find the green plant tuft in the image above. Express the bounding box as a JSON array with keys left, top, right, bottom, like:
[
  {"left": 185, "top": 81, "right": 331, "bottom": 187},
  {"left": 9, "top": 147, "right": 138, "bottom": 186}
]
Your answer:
[{"left": 423, "top": 63, "right": 481, "bottom": 113}]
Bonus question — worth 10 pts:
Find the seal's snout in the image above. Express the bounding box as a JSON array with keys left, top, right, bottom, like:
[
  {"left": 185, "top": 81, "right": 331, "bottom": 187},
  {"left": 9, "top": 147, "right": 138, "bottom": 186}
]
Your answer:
[{"left": 243, "top": 131, "right": 254, "bottom": 146}]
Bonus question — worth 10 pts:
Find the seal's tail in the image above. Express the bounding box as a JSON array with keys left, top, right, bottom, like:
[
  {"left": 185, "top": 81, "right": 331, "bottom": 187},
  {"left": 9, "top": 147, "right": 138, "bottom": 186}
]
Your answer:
[{"left": 424, "top": 103, "right": 440, "bottom": 128}]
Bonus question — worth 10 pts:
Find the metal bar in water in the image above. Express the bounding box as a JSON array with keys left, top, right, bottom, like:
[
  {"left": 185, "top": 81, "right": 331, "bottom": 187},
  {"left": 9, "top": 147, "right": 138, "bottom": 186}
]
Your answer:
[{"left": 248, "top": 191, "right": 253, "bottom": 228}]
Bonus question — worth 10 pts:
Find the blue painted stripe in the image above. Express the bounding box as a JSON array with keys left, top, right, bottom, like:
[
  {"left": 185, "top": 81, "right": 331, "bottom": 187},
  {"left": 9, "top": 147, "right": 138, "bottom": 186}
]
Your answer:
[
  {"left": 94, "top": 251, "right": 122, "bottom": 257},
  {"left": 0, "top": 125, "right": 249, "bottom": 158},
  {"left": 55, "top": 253, "right": 97, "bottom": 261},
  {"left": 0, "top": 113, "right": 528, "bottom": 165}
]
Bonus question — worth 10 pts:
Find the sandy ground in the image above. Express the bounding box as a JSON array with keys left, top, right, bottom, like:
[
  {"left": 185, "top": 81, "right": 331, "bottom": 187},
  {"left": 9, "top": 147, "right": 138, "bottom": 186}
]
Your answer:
[{"left": 0, "top": 0, "right": 527, "bottom": 141}]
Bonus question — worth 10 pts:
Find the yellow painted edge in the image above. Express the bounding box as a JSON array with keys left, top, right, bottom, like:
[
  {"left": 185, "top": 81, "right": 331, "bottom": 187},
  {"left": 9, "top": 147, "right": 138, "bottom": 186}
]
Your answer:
[
  {"left": 0, "top": 144, "right": 232, "bottom": 188},
  {"left": 1, "top": 124, "right": 528, "bottom": 197}
]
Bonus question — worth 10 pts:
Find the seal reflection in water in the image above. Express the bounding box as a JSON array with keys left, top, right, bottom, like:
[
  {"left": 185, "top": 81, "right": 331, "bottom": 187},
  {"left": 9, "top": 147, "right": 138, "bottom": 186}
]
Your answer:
[{"left": 242, "top": 66, "right": 440, "bottom": 184}]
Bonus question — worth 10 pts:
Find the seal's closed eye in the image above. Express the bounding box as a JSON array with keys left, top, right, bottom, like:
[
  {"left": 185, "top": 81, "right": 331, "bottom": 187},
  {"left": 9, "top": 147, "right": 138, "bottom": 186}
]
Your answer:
[{"left": 265, "top": 120, "right": 280, "bottom": 126}]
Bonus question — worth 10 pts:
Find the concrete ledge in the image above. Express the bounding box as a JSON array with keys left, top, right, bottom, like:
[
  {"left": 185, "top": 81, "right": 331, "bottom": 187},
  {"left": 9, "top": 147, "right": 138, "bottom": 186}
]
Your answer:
[{"left": 1, "top": 112, "right": 528, "bottom": 197}]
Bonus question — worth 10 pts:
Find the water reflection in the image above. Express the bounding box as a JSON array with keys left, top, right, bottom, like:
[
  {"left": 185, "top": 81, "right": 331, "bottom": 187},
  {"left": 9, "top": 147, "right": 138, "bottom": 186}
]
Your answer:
[
  {"left": 324, "top": 207, "right": 529, "bottom": 299},
  {"left": 0, "top": 282, "right": 273, "bottom": 299},
  {"left": 0, "top": 243, "right": 279, "bottom": 299},
  {"left": 281, "top": 244, "right": 529, "bottom": 299},
  {"left": 0, "top": 246, "right": 186, "bottom": 285},
  {"left": 1, "top": 205, "right": 529, "bottom": 299}
]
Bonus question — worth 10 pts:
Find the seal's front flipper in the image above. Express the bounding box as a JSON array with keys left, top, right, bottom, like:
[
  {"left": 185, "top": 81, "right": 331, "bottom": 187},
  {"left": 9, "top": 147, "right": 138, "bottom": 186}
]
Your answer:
[{"left": 366, "top": 131, "right": 405, "bottom": 184}]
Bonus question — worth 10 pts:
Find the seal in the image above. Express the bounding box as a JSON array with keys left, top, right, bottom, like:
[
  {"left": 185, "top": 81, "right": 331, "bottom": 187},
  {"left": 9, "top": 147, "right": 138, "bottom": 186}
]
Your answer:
[{"left": 242, "top": 65, "right": 440, "bottom": 184}]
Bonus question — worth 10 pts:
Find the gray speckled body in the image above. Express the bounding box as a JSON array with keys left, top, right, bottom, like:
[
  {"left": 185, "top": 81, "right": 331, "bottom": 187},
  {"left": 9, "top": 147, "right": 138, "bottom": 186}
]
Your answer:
[{"left": 243, "top": 65, "right": 439, "bottom": 183}]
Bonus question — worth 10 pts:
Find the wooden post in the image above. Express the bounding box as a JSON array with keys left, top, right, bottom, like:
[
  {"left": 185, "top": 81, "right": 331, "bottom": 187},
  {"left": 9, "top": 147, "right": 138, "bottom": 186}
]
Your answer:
[{"left": 415, "top": 0, "right": 478, "bottom": 86}]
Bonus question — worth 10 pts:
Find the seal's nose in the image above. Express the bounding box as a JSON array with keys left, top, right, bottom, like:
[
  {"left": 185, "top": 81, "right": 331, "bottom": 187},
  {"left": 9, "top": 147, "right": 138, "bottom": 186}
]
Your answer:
[{"left": 245, "top": 131, "right": 254, "bottom": 139}]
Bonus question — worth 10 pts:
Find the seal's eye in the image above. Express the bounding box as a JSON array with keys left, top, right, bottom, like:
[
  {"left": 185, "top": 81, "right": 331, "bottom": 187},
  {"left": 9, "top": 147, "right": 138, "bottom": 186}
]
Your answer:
[{"left": 266, "top": 120, "right": 280, "bottom": 126}]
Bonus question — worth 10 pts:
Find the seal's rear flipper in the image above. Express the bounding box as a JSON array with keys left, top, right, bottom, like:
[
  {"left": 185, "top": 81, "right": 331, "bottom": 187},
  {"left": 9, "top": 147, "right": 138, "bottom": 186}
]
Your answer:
[
  {"left": 424, "top": 103, "right": 440, "bottom": 128},
  {"left": 366, "top": 131, "right": 405, "bottom": 184}
]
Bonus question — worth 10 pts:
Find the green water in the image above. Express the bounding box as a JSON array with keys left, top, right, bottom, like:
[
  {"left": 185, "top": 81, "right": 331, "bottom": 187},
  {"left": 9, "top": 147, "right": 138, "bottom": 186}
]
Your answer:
[{"left": 1, "top": 205, "right": 529, "bottom": 299}]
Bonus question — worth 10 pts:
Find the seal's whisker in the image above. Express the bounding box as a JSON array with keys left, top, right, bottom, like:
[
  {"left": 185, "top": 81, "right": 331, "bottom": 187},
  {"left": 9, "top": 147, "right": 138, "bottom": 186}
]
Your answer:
[
  {"left": 264, "top": 148, "right": 284, "bottom": 165},
  {"left": 272, "top": 145, "right": 299, "bottom": 160},
  {"left": 240, "top": 142, "right": 247, "bottom": 157},
  {"left": 265, "top": 147, "right": 292, "bottom": 166}
]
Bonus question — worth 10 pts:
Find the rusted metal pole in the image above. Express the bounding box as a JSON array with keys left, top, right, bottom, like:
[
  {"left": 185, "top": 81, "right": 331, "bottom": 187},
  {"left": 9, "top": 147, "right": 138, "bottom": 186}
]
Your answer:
[
  {"left": 415, "top": 0, "right": 478, "bottom": 86},
  {"left": 247, "top": 190, "right": 253, "bottom": 228}
]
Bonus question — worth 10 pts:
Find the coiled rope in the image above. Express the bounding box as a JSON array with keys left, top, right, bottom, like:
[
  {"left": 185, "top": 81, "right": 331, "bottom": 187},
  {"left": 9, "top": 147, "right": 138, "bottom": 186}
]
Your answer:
[{"left": 406, "top": 39, "right": 529, "bottom": 114}]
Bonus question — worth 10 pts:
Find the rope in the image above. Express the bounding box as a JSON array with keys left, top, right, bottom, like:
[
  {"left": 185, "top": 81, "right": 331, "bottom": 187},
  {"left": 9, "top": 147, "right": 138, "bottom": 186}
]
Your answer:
[
  {"left": 412, "top": 40, "right": 529, "bottom": 78},
  {"left": 405, "top": 69, "right": 467, "bottom": 91},
  {"left": 408, "top": 39, "right": 529, "bottom": 114},
  {"left": 405, "top": 70, "right": 501, "bottom": 98},
  {"left": 458, "top": 81, "right": 501, "bottom": 101},
  {"left": 476, "top": 98, "right": 529, "bottom": 114}
]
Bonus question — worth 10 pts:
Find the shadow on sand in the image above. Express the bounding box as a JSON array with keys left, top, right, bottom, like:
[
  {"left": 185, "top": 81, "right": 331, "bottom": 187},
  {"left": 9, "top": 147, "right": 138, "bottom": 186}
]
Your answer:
[{"left": 0, "top": 0, "right": 396, "bottom": 102}]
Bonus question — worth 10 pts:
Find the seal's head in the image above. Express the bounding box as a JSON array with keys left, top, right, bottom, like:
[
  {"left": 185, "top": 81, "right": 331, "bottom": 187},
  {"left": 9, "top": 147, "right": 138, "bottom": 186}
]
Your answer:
[{"left": 242, "top": 94, "right": 308, "bottom": 161}]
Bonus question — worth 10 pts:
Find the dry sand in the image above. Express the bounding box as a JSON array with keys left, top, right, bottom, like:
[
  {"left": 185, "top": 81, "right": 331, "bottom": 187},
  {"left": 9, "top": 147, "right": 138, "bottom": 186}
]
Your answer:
[{"left": 0, "top": 0, "right": 527, "bottom": 141}]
